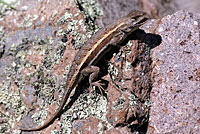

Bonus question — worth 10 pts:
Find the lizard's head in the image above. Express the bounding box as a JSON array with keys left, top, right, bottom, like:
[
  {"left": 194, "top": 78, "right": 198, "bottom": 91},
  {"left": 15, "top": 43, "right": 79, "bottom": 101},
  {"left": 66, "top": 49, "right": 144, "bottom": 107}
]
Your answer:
[{"left": 124, "top": 10, "right": 149, "bottom": 31}]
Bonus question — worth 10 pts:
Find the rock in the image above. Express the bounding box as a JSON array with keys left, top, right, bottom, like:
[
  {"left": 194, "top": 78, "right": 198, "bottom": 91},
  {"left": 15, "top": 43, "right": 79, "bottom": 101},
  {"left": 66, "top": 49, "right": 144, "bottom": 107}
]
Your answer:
[{"left": 148, "top": 10, "right": 200, "bottom": 134}]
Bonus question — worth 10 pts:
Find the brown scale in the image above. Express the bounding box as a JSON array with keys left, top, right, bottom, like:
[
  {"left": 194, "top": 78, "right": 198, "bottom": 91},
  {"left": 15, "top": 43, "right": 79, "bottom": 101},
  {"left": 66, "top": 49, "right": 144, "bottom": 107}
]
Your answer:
[{"left": 20, "top": 10, "right": 149, "bottom": 131}]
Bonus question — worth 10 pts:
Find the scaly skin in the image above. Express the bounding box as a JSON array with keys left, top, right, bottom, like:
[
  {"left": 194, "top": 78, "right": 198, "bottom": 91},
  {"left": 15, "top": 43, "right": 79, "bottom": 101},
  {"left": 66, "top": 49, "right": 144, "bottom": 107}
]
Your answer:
[{"left": 20, "top": 10, "right": 149, "bottom": 131}]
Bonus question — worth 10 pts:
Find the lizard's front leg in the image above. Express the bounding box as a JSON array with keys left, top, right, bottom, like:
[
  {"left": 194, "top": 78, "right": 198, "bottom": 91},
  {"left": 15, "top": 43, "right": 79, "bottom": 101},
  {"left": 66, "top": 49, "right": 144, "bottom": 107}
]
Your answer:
[{"left": 81, "top": 66, "right": 105, "bottom": 95}]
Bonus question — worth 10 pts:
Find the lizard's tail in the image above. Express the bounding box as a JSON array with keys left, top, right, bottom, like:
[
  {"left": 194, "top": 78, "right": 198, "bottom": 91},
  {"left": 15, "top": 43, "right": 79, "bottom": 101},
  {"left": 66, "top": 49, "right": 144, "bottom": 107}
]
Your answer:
[{"left": 20, "top": 87, "right": 73, "bottom": 131}]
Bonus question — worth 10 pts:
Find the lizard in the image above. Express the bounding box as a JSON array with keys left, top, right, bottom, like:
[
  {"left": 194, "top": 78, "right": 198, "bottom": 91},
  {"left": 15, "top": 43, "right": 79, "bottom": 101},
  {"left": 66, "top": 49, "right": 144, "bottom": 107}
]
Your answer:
[{"left": 20, "top": 10, "right": 149, "bottom": 131}]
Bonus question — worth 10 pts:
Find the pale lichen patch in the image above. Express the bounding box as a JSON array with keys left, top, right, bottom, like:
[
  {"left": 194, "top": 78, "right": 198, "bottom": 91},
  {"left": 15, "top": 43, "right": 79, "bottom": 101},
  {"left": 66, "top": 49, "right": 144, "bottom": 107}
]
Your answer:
[
  {"left": 0, "top": 79, "right": 28, "bottom": 133},
  {"left": 0, "top": 0, "right": 18, "bottom": 19},
  {"left": 1, "top": 0, "right": 106, "bottom": 133},
  {"left": 112, "top": 96, "right": 126, "bottom": 110},
  {"left": 59, "top": 92, "right": 107, "bottom": 133},
  {"left": 1, "top": 31, "right": 67, "bottom": 132},
  {"left": 19, "top": 14, "right": 39, "bottom": 28}
]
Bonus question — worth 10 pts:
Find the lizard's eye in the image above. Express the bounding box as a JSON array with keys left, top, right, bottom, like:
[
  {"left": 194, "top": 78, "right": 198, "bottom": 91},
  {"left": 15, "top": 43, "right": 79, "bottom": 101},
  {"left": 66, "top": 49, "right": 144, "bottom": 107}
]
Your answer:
[{"left": 132, "top": 15, "right": 141, "bottom": 20}]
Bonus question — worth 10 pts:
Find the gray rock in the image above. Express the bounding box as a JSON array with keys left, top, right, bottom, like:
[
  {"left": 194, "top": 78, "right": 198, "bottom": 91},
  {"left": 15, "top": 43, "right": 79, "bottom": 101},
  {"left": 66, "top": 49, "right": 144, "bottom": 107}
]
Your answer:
[{"left": 148, "top": 10, "right": 200, "bottom": 134}]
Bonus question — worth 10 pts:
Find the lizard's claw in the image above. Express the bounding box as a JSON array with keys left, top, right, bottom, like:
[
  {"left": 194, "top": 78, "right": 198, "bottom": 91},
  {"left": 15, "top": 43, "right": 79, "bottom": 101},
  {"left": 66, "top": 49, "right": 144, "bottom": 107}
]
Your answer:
[{"left": 89, "top": 80, "right": 106, "bottom": 96}]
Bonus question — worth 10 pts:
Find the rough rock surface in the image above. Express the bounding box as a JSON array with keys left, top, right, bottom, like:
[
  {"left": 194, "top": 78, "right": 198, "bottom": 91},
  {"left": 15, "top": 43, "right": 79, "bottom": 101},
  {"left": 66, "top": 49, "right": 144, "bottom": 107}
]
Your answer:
[
  {"left": 0, "top": 0, "right": 200, "bottom": 134},
  {"left": 147, "top": 10, "right": 200, "bottom": 134}
]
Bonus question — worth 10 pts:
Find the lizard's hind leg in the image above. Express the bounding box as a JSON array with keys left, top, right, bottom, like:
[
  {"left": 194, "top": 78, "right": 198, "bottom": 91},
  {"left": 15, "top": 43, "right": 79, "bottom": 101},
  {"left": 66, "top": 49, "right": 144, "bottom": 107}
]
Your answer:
[{"left": 81, "top": 66, "right": 106, "bottom": 96}]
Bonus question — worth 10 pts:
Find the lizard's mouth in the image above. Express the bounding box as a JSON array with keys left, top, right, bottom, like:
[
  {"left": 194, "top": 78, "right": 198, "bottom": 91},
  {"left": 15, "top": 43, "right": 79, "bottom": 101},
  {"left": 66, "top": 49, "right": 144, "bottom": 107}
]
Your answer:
[{"left": 137, "top": 17, "right": 149, "bottom": 25}]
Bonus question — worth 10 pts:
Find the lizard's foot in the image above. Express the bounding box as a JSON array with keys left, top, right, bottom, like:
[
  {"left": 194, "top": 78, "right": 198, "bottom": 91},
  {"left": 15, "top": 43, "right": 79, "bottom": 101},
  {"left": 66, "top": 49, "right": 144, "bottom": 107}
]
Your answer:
[{"left": 89, "top": 80, "right": 106, "bottom": 96}]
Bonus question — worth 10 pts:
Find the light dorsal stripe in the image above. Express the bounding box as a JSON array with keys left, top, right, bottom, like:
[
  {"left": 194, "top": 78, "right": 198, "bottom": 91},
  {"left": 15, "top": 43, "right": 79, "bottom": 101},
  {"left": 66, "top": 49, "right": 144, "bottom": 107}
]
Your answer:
[{"left": 79, "top": 22, "right": 125, "bottom": 70}]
